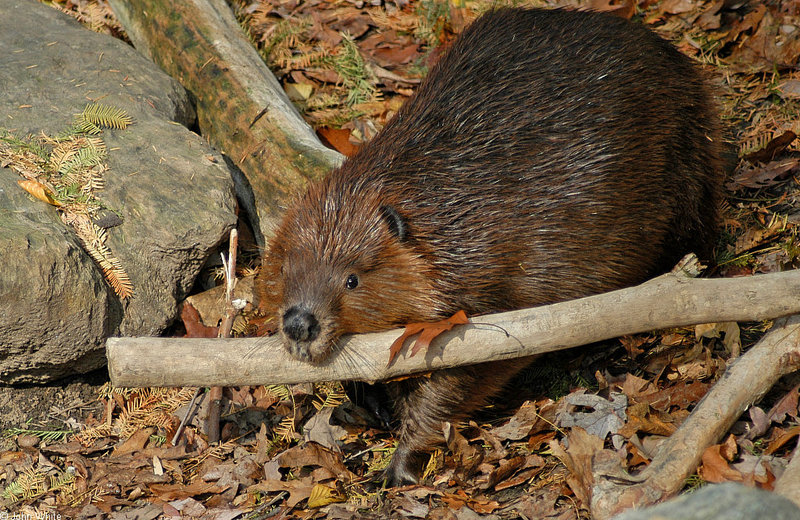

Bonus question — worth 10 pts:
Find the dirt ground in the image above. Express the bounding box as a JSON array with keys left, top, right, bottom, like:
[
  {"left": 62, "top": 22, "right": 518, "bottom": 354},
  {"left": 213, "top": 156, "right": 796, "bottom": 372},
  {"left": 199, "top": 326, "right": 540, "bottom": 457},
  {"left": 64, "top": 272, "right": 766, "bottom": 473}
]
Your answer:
[{"left": 0, "top": 370, "right": 107, "bottom": 434}]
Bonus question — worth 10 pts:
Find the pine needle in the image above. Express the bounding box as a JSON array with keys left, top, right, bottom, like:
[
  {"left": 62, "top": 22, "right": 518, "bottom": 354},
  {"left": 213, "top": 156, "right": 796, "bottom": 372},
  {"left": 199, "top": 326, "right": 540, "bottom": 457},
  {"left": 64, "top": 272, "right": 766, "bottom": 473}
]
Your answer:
[
  {"left": 312, "top": 383, "right": 347, "bottom": 411},
  {"left": 2, "top": 426, "right": 72, "bottom": 443},
  {"left": 72, "top": 117, "right": 102, "bottom": 135},
  {"left": 264, "top": 384, "right": 291, "bottom": 401},
  {"left": 1, "top": 467, "right": 47, "bottom": 503},
  {"left": 275, "top": 415, "right": 296, "bottom": 441},
  {"left": 333, "top": 33, "right": 377, "bottom": 106},
  {"left": 67, "top": 214, "right": 134, "bottom": 299},
  {"left": 80, "top": 102, "right": 133, "bottom": 129},
  {"left": 49, "top": 141, "right": 79, "bottom": 172},
  {"left": 5, "top": 105, "right": 131, "bottom": 299},
  {"left": 77, "top": 387, "right": 196, "bottom": 444}
]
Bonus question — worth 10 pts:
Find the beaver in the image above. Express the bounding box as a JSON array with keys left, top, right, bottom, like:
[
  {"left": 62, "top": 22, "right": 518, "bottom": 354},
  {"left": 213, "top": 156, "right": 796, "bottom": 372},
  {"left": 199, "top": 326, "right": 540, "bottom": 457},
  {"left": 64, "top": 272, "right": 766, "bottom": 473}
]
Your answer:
[{"left": 255, "top": 7, "right": 727, "bottom": 485}]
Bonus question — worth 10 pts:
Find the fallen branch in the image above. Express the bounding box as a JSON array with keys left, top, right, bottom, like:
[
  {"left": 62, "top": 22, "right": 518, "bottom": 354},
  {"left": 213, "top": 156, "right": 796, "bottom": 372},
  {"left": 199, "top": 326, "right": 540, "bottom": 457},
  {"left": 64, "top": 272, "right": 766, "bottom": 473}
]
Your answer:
[
  {"left": 106, "top": 268, "right": 800, "bottom": 388},
  {"left": 590, "top": 314, "right": 800, "bottom": 519}
]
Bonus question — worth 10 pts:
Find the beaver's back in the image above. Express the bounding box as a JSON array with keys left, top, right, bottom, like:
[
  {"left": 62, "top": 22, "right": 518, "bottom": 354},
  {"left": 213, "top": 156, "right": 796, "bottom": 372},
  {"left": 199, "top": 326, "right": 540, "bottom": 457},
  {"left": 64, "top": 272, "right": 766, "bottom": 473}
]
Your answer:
[
  {"left": 324, "top": 7, "right": 725, "bottom": 316},
  {"left": 257, "top": 7, "right": 728, "bottom": 485}
]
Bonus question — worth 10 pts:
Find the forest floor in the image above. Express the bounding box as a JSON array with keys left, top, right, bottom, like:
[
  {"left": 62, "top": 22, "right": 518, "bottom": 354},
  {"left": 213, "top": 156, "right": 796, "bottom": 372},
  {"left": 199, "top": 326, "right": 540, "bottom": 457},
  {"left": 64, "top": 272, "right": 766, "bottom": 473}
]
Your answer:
[{"left": 3, "top": 0, "right": 800, "bottom": 518}]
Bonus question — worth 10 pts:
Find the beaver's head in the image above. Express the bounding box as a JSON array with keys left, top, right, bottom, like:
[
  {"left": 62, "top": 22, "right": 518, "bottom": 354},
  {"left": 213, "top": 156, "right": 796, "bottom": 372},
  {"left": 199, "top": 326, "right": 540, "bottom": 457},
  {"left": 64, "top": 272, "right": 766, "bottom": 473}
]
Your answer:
[{"left": 258, "top": 179, "right": 440, "bottom": 364}]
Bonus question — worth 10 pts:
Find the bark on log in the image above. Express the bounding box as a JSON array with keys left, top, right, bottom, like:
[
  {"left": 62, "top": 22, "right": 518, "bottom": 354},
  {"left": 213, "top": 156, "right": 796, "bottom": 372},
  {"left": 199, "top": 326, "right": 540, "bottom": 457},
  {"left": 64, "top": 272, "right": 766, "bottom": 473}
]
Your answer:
[
  {"left": 107, "top": 268, "right": 800, "bottom": 388},
  {"left": 108, "top": 0, "right": 342, "bottom": 244}
]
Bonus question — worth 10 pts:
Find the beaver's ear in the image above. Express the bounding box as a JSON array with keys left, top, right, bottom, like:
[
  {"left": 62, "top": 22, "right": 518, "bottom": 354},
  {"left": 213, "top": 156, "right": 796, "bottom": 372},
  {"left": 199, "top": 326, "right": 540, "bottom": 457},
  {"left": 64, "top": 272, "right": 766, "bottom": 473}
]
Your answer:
[{"left": 379, "top": 205, "right": 407, "bottom": 241}]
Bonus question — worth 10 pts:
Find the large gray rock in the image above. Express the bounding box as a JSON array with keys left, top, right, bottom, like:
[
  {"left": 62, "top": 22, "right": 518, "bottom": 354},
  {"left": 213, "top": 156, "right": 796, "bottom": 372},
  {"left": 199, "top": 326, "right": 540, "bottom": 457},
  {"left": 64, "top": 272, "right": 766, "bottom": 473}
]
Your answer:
[
  {"left": 0, "top": 0, "right": 237, "bottom": 383},
  {"left": 0, "top": 172, "right": 119, "bottom": 381},
  {"left": 611, "top": 483, "right": 800, "bottom": 520}
]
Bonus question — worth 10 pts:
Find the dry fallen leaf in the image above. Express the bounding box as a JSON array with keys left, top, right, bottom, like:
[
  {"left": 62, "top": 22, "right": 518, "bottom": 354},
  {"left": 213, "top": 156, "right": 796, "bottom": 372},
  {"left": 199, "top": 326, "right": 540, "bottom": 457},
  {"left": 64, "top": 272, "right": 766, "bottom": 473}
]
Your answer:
[
  {"left": 765, "top": 425, "right": 800, "bottom": 456},
  {"left": 556, "top": 392, "right": 627, "bottom": 443},
  {"left": 440, "top": 489, "right": 500, "bottom": 514},
  {"left": 444, "top": 422, "right": 483, "bottom": 481},
  {"left": 111, "top": 427, "right": 154, "bottom": 457},
  {"left": 549, "top": 427, "right": 605, "bottom": 506},
  {"left": 490, "top": 401, "right": 542, "bottom": 441},
  {"left": 484, "top": 456, "right": 526, "bottom": 490},
  {"left": 732, "top": 453, "right": 780, "bottom": 489},
  {"left": 618, "top": 403, "right": 677, "bottom": 438},
  {"left": 249, "top": 477, "right": 315, "bottom": 508},
  {"left": 727, "top": 7, "right": 800, "bottom": 73},
  {"left": 506, "top": 488, "right": 562, "bottom": 519},
  {"left": 660, "top": 0, "right": 697, "bottom": 15},
  {"left": 303, "top": 407, "right": 348, "bottom": 450},
  {"left": 307, "top": 483, "right": 346, "bottom": 508},
  {"left": 284, "top": 82, "right": 313, "bottom": 101},
  {"left": 695, "top": 322, "right": 741, "bottom": 357},
  {"left": 778, "top": 79, "right": 800, "bottom": 99},
  {"left": 619, "top": 335, "right": 649, "bottom": 357},
  {"left": 747, "top": 406, "right": 771, "bottom": 440},
  {"left": 276, "top": 442, "right": 356, "bottom": 482},
  {"left": 727, "top": 157, "right": 800, "bottom": 191},
  {"left": 317, "top": 127, "right": 359, "bottom": 157},
  {"left": 180, "top": 302, "right": 219, "bottom": 338},
  {"left": 618, "top": 373, "right": 659, "bottom": 399},
  {"left": 766, "top": 384, "right": 800, "bottom": 424},
  {"left": 588, "top": 0, "right": 636, "bottom": 18},
  {"left": 697, "top": 438, "right": 743, "bottom": 483},
  {"left": 17, "top": 179, "right": 61, "bottom": 206},
  {"left": 637, "top": 380, "right": 711, "bottom": 412},
  {"left": 743, "top": 131, "right": 797, "bottom": 164},
  {"left": 149, "top": 479, "right": 229, "bottom": 503}
]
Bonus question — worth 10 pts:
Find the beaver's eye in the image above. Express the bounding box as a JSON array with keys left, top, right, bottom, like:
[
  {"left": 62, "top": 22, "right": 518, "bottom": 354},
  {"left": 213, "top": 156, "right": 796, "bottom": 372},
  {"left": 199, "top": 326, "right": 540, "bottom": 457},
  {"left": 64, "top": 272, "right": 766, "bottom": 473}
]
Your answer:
[{"left": 345, "top": 274, "right": 359, "bottom": 290}]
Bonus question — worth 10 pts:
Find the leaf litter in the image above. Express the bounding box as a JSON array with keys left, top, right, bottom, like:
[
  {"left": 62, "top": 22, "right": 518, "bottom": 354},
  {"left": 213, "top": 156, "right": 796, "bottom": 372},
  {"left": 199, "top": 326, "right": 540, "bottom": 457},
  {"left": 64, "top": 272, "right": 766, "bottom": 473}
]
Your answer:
[{"left": 7, "top": 0, "right": 800, "bottom": 518}]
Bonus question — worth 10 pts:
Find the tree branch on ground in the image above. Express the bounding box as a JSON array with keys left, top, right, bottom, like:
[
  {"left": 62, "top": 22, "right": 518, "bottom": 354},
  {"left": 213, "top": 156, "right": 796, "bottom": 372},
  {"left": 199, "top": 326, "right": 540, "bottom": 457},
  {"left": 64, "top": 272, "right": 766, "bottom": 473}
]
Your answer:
[
  {"left": 590, "top": 314, "right": 800, "bottom": 519},
  {"left": 106, "top": 267, "right": 800, "bottom": 388}
]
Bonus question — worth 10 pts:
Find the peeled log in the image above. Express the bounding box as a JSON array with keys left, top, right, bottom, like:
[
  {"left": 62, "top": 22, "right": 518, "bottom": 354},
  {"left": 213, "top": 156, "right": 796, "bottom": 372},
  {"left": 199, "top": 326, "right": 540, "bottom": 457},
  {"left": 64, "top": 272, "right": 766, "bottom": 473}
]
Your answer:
[
  {"left": 108, "top": 0, "right": 342, "bottom": 243},
  {"left": 106, "top": 268, "right": 800, "bottom": 388}
]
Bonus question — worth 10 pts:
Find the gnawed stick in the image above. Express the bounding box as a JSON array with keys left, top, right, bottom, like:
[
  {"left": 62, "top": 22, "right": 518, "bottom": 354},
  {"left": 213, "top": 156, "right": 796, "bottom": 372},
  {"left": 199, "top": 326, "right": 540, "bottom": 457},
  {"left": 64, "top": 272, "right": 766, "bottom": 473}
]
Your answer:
[
  {"left": 590, "top": 314, "right": 800, "bottom": 520},
  {"left": 107, "top": 268, "right": 800, "bottom": 388}
]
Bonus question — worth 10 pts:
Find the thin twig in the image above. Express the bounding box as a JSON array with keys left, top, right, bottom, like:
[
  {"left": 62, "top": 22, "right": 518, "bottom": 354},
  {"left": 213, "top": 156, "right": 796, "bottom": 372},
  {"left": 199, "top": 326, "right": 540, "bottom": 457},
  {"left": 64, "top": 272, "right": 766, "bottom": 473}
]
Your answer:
[
  {"left": 209, "top": 228, "right": 240, "bottom": 444},
  {"left": 171, "top": 387, "right": 202, "bottom": 446},
  {"left": 218, "top": 228, "right": 239, "bottom": 338}
]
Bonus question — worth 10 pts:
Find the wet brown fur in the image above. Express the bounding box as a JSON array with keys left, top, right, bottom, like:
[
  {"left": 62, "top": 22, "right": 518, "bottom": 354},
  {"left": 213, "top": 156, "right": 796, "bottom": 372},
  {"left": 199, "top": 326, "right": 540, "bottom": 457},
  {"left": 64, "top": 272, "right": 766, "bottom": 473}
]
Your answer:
[{"left": 255, "top": 7, "right": 727, "bottom": 485}]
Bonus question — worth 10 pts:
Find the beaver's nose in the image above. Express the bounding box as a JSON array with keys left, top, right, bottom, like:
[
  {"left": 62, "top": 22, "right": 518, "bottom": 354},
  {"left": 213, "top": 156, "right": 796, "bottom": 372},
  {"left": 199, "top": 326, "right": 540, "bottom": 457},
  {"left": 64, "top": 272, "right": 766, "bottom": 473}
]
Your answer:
[{"left": 282, "top": 306, "right": 320, "bottom": 343}]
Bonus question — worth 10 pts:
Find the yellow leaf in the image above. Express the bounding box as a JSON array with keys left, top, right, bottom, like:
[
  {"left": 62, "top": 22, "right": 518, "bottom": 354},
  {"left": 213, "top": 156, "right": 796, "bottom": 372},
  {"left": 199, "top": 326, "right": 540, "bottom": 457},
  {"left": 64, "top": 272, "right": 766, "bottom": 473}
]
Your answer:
[
  {"left": 17, "top": 179, "right": 60, "bottom": 206},
  {"left": 306, "top": 484, "right": 345, "bottom": 508}
]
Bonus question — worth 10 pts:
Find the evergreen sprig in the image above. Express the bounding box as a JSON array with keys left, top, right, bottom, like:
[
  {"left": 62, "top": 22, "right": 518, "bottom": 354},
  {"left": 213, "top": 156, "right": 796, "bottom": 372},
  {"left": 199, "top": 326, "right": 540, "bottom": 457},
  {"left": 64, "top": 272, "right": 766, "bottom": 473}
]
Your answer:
[{"left": 78, "top": 102, "right": 133, "bottom": 130}]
